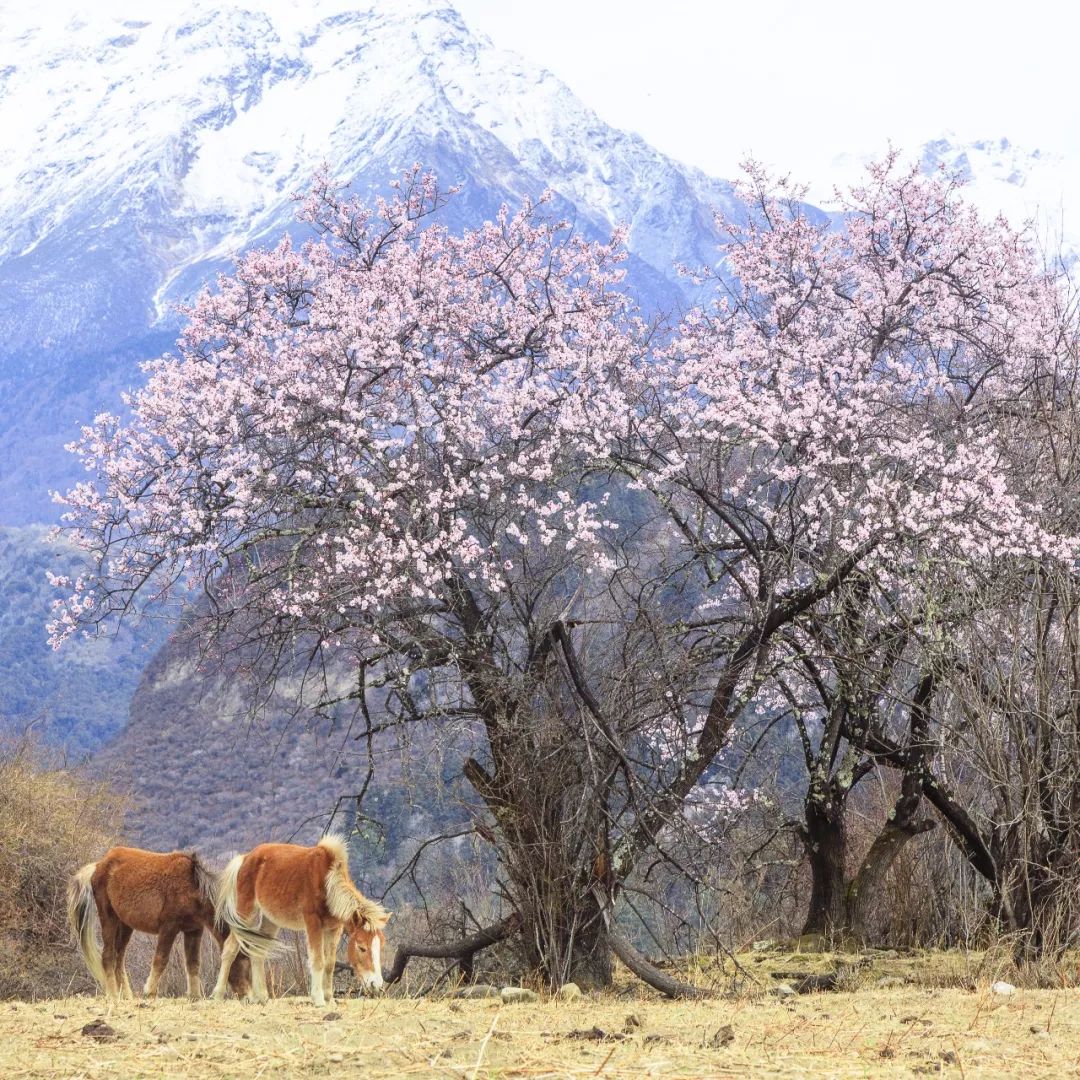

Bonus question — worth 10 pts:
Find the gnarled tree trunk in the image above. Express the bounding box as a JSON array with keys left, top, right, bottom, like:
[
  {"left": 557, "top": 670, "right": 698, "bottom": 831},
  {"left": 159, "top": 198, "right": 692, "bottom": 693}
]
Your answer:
[
  {"left": 800, "top": 786, "right": 849, "bottom": 941},
  {"left": 846, "top": 776, "right": 936, "bottom": 943}
]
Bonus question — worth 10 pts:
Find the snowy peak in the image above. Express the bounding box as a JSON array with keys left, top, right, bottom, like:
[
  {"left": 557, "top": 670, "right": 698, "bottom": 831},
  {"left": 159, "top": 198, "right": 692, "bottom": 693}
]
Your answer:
[
  {"left": 829, "top": 134, "right": 1079, "bottom": 257},
  {"left": 0, "top": 0, "right": 737, "bottom": 523},
  {"left": 3, "top": 0, "right": 733, "bottom": 284},
  {"left": 919, "top": 136, "right": 1042, "bottom": 187},
  {"left": 918, "top": 136, "right": 1080, "bottom": 251}
]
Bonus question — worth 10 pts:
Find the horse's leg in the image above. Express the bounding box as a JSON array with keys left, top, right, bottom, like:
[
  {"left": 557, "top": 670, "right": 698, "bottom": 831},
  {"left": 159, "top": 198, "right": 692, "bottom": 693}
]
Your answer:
[
  {"left": 183, "top": 930, "right": 203, "bottom": 999},
  {"left": 210, "top": 921, "right": 251, "bottom": 999},
  {"left": 249, "top": 947, "right": 270, "bottom": 1004},
  {"left": 303, "top": 915, "right": 326, "bottom": 1006},
  {"left": 114, "top": 924, "right": 134, "bottom": 1000},
  {"left": 144, "top": 927, "right": 178, "bottom": 998},
  {"left": 98, "top": 908, "right": 121, "bottom": 1000},
  {"left": 248, "top": 922, "right": 276, "bottom": 1004},
  {"left": 210, "top": 932, "right": 243, "bottom": 1001},
  {"left": 321, "top": 928, "right": 339, "bottom": 1005}
]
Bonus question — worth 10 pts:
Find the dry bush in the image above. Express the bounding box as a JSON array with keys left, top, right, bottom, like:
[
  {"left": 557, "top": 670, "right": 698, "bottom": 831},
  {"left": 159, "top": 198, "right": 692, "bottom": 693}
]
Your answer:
[{"left": 0, "top": 734, "right": 125, "bottom": 999}]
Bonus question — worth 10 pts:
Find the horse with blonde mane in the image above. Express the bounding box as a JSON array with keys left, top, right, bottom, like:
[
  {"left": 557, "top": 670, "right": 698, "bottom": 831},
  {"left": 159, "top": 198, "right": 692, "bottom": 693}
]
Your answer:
[
  {"left": 212, "top": 835, "right": 391, "bottom": 1006},
  {"left": 67, "top": 847, "right": 251, "bottom": 1000}
]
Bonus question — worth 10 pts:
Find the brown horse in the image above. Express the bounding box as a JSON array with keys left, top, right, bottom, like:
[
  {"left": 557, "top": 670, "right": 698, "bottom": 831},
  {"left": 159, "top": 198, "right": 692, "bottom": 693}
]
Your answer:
[
  {"left": 211, "top": 835, "right": 391, "bottom": 1006},
  {"left": 67, "top": 847, "right": 251, "bottom": 1000}
]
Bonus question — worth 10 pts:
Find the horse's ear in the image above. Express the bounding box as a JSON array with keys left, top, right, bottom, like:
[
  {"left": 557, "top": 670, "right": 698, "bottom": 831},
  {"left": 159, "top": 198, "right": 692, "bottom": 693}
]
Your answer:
[
  {"left": 383, "top": 910, "right": 393, "bottom": 924},
  {"left": 360, "top": 918, "right": 373, "bottom": 932}
]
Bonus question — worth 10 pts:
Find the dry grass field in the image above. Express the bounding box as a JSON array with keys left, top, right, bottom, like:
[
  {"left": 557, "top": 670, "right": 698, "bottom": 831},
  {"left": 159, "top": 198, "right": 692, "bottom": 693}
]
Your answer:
[{"left": 6, "top": 961, "right": 1080, "bottom": 1079}]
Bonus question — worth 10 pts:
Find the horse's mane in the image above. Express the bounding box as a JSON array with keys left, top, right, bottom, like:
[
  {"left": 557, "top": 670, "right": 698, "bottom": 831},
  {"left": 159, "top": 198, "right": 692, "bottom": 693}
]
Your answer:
[{"left": 318, "top": 835, "right": 390, "bottom": 929}]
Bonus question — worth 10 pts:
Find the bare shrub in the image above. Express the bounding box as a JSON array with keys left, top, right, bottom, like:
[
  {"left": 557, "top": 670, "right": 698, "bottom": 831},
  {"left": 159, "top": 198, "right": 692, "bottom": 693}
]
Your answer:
[{"left": 0, "top": 734, "right": 125, "bottom": 998}]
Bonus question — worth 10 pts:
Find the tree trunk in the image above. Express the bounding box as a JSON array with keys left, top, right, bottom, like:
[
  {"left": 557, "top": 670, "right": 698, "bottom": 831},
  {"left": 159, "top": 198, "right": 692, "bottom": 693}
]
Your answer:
[
  {"left": 846, "top": 781, "right": 936, "bottom": 943},
  {"left": 464, "top": 751, "right": 617, "bottom": 989},
  {"left": 518, "top": 885, "right": 613, "bottom": 990},
  {"left": 800, "top": 789, "right": 848, "bottom": 941},
  {"left": 565, "top": 914, "right": 613, "bottom": 990}
]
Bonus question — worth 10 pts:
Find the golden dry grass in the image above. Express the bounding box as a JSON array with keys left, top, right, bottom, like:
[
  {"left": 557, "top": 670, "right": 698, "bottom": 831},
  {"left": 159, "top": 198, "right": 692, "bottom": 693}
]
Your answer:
[
  {"left": 0, "top": 738, "right": 124, "bottom": 999},
  {"left": 5, "top": 982, "right": 1080, "bottom": 1079}
]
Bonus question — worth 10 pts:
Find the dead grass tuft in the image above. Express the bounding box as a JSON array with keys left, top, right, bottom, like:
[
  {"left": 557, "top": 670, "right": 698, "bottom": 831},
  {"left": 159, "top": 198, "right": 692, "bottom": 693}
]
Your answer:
[{"left": 0, "top": 735, "right": 125, "bottom": 999}]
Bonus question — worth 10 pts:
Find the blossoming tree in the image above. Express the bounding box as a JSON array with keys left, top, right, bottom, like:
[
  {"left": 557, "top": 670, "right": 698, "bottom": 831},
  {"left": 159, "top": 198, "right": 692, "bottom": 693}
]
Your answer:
[
  {"left": 52, "top": 155, "right": 1080, "bottom": 973},
  {"left": 52, "top": 169, "right": 654, "bottom": 985},
  {"left": 607, "top": 155, "right": 1080, "bottom": 939}
]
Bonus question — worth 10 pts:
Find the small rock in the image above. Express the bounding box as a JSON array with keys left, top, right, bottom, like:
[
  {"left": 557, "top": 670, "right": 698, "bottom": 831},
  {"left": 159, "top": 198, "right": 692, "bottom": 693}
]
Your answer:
[
  {"left": 448, "top": 1003, "right": 462, "bottom": 1013},
  {"left": 323, "top": 1011, "right": 342, "bottom": 1022},
  {"left": 705, "top": 1024, "right": 735, "bottom": 1048},
  {"left": 568, "top": 1026, "right": 615, "bottom": 1041},
  {"left": 940, "top": 1050, "right": 959, "bottom": 1064},
  {"left": 623, "top": 1013, "right": 642, "bottom": 1031},
  {"left": 81, "top": 1020, "right": 119, "bottom": 1042},
  {"left": 991, "top": 981, "right": 1017, "bottom": 996},
  {"left": 751, "top": 939, "right": 777, "bottom": 952},
  {"left": 556, "top": 983, "right": 582, "bottom": 1002},
  {"left": 500, "top": 986, "right": 538, "bottom": 1004},
  {"left": 329, "top": 1053, "right": 344, "bottom": 1063},
  {"left": 453, "top": 984, "right": 501, "bottom": 1000},
  {"left": 876, "top": 976, "right": 906, "bottom": 989},
  {"left": 772, "top": 983, "right": 797, "bottom": 997}
]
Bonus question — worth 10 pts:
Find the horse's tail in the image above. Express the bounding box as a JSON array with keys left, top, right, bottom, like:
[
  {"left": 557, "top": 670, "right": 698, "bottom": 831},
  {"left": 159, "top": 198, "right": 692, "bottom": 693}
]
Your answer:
[
  {"left": 67, "top": 862, "right": 105, "bottom": 989},
  {"left": 190, "top": 851, "right": 218, "bottom": 912},
  {"left": 214, "top": 854, "right": 279, "bottom": 961}
]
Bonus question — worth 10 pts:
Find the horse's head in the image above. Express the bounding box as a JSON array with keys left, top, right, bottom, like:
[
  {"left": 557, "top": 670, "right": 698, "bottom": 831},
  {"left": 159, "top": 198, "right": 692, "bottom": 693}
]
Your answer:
[{"left": 346, "top": 910, "right": 391, "bottom": 993}]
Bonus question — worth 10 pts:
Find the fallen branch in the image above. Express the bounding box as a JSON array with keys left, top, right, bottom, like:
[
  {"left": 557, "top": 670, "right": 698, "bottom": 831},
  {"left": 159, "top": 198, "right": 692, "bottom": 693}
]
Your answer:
[
  {"left": 383, "top": 914, "right": 520, "bottom": 985},
  {"left": 609, "top": 932, "right": 714, "bottom": 999}
]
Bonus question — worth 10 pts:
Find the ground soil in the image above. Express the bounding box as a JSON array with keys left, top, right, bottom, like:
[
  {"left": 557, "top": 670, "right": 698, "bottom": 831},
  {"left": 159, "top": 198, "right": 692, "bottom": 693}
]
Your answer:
[{"left": 5, "top": 980, "right": 1079, "bottom": 1078}]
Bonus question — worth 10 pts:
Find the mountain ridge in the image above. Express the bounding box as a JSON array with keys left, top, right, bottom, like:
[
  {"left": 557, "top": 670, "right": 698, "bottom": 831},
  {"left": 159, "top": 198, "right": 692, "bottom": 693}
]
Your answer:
[{"left": 1, "top": 0, "right": 742, "bottom": 525}]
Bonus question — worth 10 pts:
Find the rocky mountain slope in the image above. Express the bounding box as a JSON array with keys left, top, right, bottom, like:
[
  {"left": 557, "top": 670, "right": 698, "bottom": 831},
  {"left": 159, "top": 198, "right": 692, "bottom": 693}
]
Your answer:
[{"left": 99, "top": 631, "right": 472, "bottom": 880}]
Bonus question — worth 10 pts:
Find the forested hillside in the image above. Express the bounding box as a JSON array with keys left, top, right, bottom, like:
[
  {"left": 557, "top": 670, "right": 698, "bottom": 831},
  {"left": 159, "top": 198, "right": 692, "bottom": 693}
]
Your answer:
[
  {"left": 0, "top": 527, "right": 167, "bottom": 753},
  {"left": 103, "top": 630, "right": 473, "bottom": 889}
]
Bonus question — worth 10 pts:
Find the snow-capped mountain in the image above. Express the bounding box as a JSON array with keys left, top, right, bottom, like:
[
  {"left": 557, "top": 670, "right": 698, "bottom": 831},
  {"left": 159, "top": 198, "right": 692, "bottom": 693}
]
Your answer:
[
  {"left": 0, "top": 0, "right": 746, "bottom": 522},
  {"left": 919, "top": 137, "right": 1080, "bottom": 260},
  {"left": 2, "top": 0, "right": 737, "bottom": 351},
  {"left": 828, "top": 135, "right": 1080, "bottom": 262}
]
